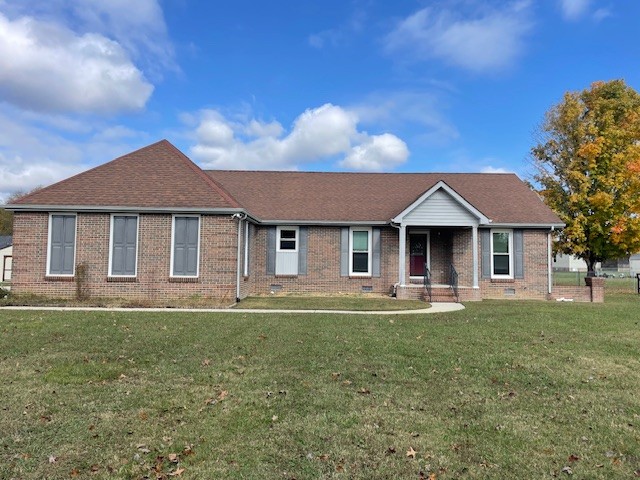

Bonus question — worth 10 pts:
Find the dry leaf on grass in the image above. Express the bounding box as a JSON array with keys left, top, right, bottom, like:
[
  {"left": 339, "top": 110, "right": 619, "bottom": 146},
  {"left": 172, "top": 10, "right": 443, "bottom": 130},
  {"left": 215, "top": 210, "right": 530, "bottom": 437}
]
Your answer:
[{"left": 406, "top": 447, "right": 417, "bottom": 459}]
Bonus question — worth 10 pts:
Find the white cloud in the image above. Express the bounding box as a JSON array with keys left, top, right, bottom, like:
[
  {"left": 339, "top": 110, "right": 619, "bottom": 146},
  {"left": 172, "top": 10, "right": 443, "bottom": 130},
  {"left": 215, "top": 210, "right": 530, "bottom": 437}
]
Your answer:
[
  {"left": 0, "top": 12, "right": 153, "bottom": 114},
  {"left": 188, "top": 104, "right": 409, "bottom": 172},
  {"left": 481, "top": 165, "right": 511, "bottom": 173},
  {"left": 384, "top": 1, "right": 532, "bottom": 72},
  {"left": 1, "top": 0, "right": 174, "bottom": 73},
  {"left": 559, "top": 0, "right": 591, "bottom": 20},
  {"left": 353, "top": 91, "right": 459, "bottom": 147},
  {"left": 340, "top": 134, "right": 409, "bottom": 171}
]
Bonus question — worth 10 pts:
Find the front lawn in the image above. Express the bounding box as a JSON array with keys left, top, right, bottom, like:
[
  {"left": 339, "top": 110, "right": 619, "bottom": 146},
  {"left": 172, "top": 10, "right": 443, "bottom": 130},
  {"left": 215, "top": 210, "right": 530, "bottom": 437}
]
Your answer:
[
  {"left": 236, "top": 295, "right": 427, "bottom": 311},
  {"left": 1, "top": 292, "right": 639, "bottom": 478}
]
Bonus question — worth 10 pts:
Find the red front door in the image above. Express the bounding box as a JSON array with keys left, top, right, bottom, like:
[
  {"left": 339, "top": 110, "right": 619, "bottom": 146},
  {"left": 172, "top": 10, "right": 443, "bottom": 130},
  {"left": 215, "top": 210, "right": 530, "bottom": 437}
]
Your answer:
[{"left": 410, "top": 234, "right": 428, "bottom": 276}]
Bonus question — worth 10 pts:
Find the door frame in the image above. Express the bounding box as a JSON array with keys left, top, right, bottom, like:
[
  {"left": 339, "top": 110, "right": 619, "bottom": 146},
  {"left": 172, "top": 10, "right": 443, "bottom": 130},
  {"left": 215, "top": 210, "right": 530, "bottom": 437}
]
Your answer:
[{"left": 409, "top": 230, "right": 430, "bottom": 278}]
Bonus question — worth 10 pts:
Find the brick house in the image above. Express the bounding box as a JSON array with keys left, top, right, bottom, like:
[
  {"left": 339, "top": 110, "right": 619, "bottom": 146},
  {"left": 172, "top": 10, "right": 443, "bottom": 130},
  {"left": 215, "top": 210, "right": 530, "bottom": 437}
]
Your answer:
[{"left": 7, "top": 139, "right": 579, "bottom": 303}]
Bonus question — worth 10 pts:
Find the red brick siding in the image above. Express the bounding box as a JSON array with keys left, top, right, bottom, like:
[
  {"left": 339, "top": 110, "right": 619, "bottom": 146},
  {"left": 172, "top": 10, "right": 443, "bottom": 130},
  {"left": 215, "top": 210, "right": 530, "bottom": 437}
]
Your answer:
[
  {"left": 479, "top": 230, "right": 550, "bottom": 300},
  {"left": 247, "top": 226, "right": 399, "bottom": 295},
  {"left": 12, "top": 212, "right": 238, "bottom": 301}
]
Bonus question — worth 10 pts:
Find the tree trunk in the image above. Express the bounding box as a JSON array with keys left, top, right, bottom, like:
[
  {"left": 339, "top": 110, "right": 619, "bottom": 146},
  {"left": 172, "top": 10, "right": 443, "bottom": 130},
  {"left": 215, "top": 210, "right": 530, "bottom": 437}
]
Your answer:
[{"left": 586, "top": 255, "right": 597, "bottom": 277}]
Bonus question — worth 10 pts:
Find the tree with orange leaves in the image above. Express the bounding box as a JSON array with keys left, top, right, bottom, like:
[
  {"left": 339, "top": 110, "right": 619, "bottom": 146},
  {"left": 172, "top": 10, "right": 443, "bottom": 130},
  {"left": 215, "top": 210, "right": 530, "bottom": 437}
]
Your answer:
[{"left": 532, "top": 79, "right": 640, "bottom": 274}]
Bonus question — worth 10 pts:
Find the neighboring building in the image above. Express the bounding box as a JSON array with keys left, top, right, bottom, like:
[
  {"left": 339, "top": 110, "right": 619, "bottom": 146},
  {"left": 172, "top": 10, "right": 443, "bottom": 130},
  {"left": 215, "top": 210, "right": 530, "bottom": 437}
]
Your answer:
[
  {"left": 0, "top": 235, "right": 12, "bottom": 283},
  {"left": 7, "top": 140, "right": 569, "bottom": 302},
  {"left": 630, "top": 254, "right": 640, "bottom": 276},
  {"left": 553, "top": 254, "right": 601, "bottom": 272}
]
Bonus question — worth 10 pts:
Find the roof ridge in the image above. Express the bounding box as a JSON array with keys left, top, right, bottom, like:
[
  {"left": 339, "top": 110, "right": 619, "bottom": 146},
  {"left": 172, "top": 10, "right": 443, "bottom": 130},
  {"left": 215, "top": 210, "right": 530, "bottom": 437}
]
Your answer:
[
  {"left": 205, "top": 169, "right": 517, "bottom": 176},
  {"left": 164, "top": 142, "right": 242, "bottom": 209}
]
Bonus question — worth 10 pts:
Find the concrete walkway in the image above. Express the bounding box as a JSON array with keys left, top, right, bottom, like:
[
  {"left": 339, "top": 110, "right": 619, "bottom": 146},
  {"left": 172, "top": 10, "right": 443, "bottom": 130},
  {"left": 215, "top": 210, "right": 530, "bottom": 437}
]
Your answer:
[{"left": 1, "top": 303, "right": 464, "bottom": 315}]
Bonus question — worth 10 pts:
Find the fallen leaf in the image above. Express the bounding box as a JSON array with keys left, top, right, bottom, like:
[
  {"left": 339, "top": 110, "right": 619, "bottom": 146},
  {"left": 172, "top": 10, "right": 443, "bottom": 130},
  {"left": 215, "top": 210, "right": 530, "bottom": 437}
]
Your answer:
[
  {"left": 217, "top": 390, "right": 228, "bottom": 401},
  {"left": 331, "top": 372, "right": 340, "bottom": 380},
  {"left": 136, "top": 444, "right": 150, "bottom": 454},
  {"left": 336, "top": 463, "right": 344, "bottom": 472},
  {"left": 358, "top": 388, "right": 371, "bottom": 395},
  {"left": 258, "top": 334, "right": 267, "bottom": 340},
  {"left": 138, "top": 410, "right": 148, "bottom": 421},
  {"left": 429, "top": 473, "right": 437, "bottom": 480},
  {"left": 272, "top": 415, "right": 278, "bottom": 421},
  {"left": 182, "top": 445, "right": 194, "bottom": 456},
  {"left": 386, "top": 447, "right": 396, "bottom": 455},
  {"left": 169, "top": 467, "right": 185, "bottom": 476},
  {"left": 168, "top": 453, "right": 178, "bottom": 463},
  {"left": 568, "top": 454, "right": 580, "bottom": 463},
  {"left": 48, "top": 455, "right": 57, "bottom": 464},
  {"left": 318, "top": 454, "right": 329, "bottom": 461},
  {"left": 406, "top": 447, "right": 417, "bottom": 459},
  {"left": 201, "top": 358, "right": 210, "bottom": 366},
  {"left": 342, "top": 380, "right": 352, "bottom": 386},
  {"left": 70, "top": 468, "right": 80, "bottom": 477},
  {"left": 561, "top": 466, "right": 573, "bottom": 475},
  {"left": 90, "top": 464, "right": 99, "bottom": 473}
]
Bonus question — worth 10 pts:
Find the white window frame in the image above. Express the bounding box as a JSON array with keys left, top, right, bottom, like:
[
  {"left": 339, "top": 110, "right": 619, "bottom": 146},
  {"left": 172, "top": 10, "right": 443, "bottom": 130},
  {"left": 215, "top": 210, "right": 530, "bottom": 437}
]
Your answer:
[
  {"left": 276, "top": 226, "right": 299, "bottom": 253},
  {"left": 349, "top": 226, "right": 372, "bottom": 277},
  {"left": 490, "top": 229, "right": 513, "bottom": 279},
  {"left": 170, "top": 214, "right": 201, "bottom": 278},
  {"left": 108, "top": 214, "right": 139, "bottom": 278},
  {"left": 46, "top": 213, "right": 77, "bottom": 277}
]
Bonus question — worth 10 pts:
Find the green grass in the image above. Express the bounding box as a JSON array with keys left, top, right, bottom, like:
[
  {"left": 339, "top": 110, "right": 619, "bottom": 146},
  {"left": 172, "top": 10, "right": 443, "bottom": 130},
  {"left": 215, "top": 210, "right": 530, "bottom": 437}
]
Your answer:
[
  {"left": 1, "top": 291, "right": 640, "bottom": 478},
  {"left": 237, "top": 295, "right": 428, "bottom": 311}
]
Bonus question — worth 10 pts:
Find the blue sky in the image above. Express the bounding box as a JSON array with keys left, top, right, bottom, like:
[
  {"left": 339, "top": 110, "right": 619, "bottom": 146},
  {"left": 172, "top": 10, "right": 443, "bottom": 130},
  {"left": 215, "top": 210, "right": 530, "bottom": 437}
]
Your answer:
[{"left": 0, "top": 0, "right": 637, "bottom": 200}]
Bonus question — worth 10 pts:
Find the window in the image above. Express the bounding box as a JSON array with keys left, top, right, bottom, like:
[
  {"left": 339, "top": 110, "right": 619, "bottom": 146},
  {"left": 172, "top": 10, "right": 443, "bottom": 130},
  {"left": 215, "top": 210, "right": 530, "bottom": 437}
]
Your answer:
[
  {"left": 47, "top": 214, "right": 76, "bottom": 276},
  {"left": 491, "top": 229, "right": 513, "bottom": 278},
  {"left": 350, "top": 227, "right": 372, "bottom": 276},
  {"left": 277, "top": 227, "right": 298, "bottom": 252},
  {"left": 275, "top": 226, "right": 299, "bottom": 275},
  {"left": 171, "top": 216, "right": 200, "bottom": 277},
  {"left": 109, "top": 215, "right": 138, "bottom": 277}
]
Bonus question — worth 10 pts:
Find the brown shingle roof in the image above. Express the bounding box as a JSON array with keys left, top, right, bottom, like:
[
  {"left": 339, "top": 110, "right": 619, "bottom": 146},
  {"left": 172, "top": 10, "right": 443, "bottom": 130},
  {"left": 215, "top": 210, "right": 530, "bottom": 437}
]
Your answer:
[
  {"left": 207, "top": 170, "right": 562, "bottom": 225},
  {"left": 11, "top": 139, "right": 561, "bottom": 225},
  {"left": 13, "top": 140, "right": 239, "bottom": 209}
]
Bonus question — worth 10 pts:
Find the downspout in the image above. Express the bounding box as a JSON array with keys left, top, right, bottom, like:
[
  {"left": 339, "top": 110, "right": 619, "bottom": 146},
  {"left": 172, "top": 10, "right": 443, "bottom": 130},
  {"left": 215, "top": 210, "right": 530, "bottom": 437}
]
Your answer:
[
  {"left": 232, "top": 212, "right": 247, "bottom": 303},
  {"left": 548, "top": 227, "right": 554, "bottom": 295}
]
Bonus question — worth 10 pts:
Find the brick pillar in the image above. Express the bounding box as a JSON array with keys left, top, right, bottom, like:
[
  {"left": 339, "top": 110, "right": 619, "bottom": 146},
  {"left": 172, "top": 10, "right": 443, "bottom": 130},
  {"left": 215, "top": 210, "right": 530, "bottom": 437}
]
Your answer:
[{"left": 585, "top": 277, "right": 605, "bottom": 303}]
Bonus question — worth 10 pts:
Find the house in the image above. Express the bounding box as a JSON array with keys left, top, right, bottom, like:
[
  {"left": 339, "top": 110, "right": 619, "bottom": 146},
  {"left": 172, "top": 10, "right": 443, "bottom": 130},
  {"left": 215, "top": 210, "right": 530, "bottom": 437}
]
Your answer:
[
  {"left": 7, "top": 139, "right": 595, "bottom": 303},
  {"left": 0, "top": 235, "right": 11, "bottom": 284},
  {"left": 553, "top": 253, "right": 601, "bottom": 273}
]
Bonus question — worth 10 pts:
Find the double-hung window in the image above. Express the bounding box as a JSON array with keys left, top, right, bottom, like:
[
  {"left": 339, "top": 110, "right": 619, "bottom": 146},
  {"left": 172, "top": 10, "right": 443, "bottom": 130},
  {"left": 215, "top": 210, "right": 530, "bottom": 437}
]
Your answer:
[
  {"left": 47, "top": 214, "right": 76, "bottom": 276},
  {"left": 491, "top": 229, "right": 513, "bottom": 278},
  {"left": 349, "top": 227, "right": 372, "bottom": 276},
  {"left": 109, "top": 215, "right": 138, "bottom": 277},
  {"left": 171, "top": 216, "right": 200, "bottom": 277}
]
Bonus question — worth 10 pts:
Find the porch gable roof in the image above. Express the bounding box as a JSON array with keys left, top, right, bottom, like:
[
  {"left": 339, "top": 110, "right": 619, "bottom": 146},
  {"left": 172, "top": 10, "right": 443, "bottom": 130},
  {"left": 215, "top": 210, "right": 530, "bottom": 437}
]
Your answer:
[{"left": 391, "top": 181, "right": 490, "bottom": 226}]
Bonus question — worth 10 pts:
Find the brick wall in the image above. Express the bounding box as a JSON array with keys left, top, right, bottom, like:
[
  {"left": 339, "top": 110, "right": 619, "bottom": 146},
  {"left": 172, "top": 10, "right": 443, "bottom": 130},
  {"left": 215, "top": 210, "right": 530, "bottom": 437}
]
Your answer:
[
  {"left": 246, "top": 226, "right": 399, "bottom": 296},
  {"left": 13, "top": 214, "right": 571, "bottom": 302},
  {"left": 480, "top": 230, "right": 550, "bottom": 300},
  {"left": 12, "top": 212, "right": 238, "bottom": 302}
]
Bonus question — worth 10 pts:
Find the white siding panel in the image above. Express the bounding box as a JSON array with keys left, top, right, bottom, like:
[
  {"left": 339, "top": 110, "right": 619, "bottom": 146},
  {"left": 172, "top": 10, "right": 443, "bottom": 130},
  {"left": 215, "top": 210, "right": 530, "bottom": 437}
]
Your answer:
[
  {"left": 404, "top": 189, "right": 478, "bottom": 226},
  {"left": 276, "top": 251, "right": 298, "bottom": 275}
]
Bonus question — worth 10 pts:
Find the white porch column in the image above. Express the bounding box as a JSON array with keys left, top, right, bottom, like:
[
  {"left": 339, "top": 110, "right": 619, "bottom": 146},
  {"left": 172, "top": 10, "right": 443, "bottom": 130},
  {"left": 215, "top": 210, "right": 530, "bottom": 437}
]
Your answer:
[
  {"left": 472, "top": 225, "right": 479, "bottom": 288},
  {"left": 399, "top": 223, "right": 406, "bottom": 286}
]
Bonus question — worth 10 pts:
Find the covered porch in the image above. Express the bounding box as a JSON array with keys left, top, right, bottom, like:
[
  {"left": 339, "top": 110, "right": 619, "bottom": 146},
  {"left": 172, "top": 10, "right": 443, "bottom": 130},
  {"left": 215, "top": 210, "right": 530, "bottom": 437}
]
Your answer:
[{"left": 391, "top": 181, "right": 488, "bottom": 302}]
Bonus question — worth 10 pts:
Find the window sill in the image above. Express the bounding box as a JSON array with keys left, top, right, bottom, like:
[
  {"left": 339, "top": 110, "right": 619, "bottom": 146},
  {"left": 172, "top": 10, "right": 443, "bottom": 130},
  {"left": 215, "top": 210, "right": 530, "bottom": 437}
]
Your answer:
[
  {"left": 490, "top": 278, "right": 515, "bottom": 283},
  {"left": 275, "top": 274, "right": 298, "bottom": 278},
  {"left": 349, "top": 275, "right": 372, "bottom": 279},
  {"left": 45, "top": 275, "right": 74, "bottom": 282},
  {"left": 107, "top": 276, "right": 137, "bottom": 283},
  {"left": 169, "top": 277, "right": 199, "bottom": 283}
]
